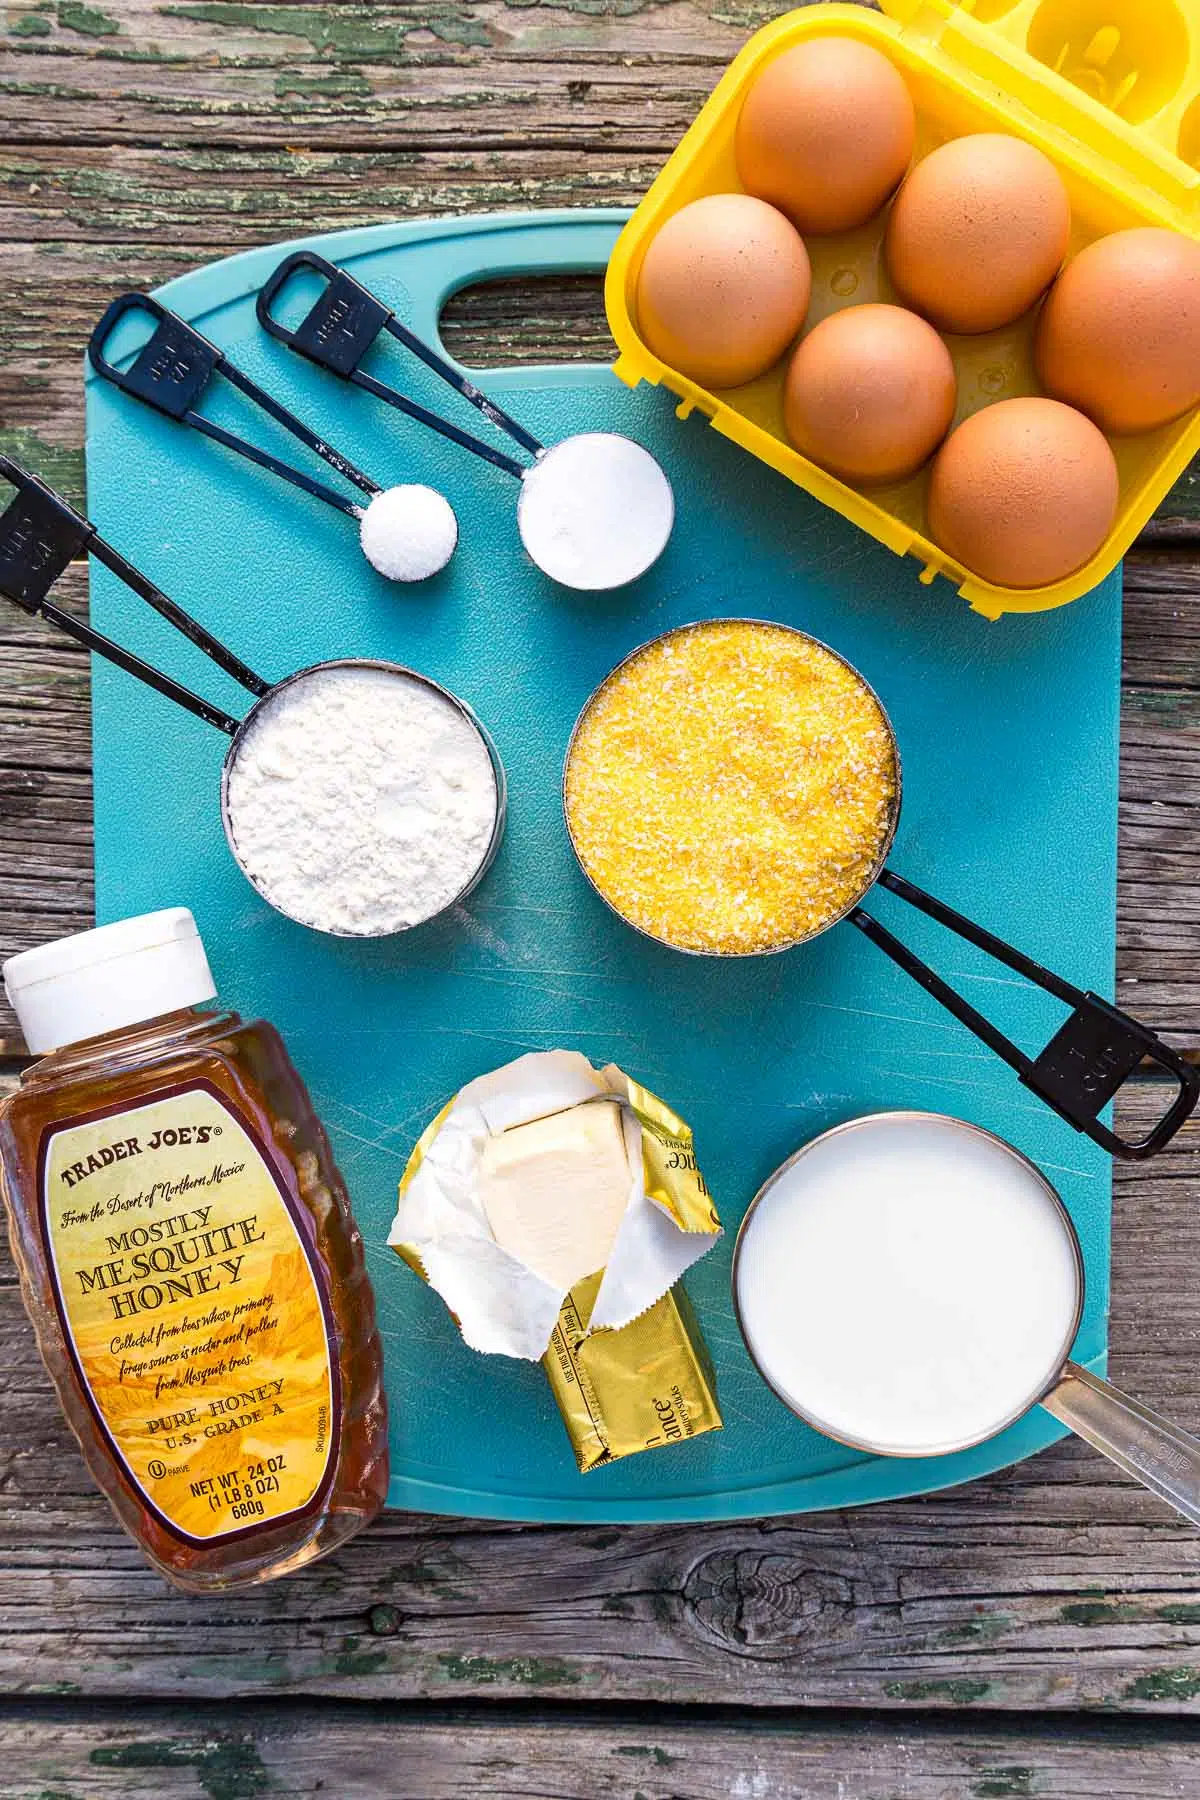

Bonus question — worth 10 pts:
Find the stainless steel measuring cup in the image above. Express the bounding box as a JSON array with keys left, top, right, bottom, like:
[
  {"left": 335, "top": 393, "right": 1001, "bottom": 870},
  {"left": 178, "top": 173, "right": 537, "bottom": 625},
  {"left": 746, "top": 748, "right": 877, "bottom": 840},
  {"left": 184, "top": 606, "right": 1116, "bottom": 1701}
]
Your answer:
[
  {"left": 0, "top": 459, "right": 505, "bottom": 936},
  {"left": 256, "top": 251, "right": 676, "bottom": 591},
  {"left": 732, "top": 1111, "right": 1200, "bottom": 1529},
  {"left": 562, "top": 618, "right": 1198, "bottom": 1160}
]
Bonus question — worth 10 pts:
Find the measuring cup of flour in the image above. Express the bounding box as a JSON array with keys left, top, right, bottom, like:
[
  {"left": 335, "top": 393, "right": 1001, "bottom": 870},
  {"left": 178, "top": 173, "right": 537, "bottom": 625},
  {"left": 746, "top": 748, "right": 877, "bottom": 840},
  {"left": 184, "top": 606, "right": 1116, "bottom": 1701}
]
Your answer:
[
  {"left": 733, "top": 1111, "right": 1200, "bottom": 1527},
  {"left": 220, "top": 659, "right": 506, "bottom": 937},
  {"left": 0, "top": 463, "right": 504, "bottom": 936}
]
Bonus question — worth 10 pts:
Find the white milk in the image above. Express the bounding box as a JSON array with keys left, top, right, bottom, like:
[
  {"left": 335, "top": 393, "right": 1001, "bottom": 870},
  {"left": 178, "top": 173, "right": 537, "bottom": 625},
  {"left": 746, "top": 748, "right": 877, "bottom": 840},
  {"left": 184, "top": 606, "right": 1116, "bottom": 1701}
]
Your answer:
[{"left": 734, "top": 1114, "right": 1082, "bottom": 1455}]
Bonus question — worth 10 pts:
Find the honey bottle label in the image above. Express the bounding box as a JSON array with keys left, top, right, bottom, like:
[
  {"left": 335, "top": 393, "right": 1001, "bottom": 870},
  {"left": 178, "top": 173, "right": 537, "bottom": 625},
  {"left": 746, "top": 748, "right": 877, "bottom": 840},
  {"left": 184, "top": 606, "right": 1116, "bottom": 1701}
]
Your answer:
[{"left": 38, "top": 1080, "right": 339, "bottom": 1544}]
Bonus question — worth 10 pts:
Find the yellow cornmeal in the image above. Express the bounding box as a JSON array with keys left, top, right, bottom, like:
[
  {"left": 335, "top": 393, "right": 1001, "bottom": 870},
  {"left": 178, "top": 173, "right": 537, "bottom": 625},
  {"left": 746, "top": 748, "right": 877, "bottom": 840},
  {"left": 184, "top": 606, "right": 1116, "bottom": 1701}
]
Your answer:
[{"left": 564, "top": 620, "right": 898, "bottom": 955}]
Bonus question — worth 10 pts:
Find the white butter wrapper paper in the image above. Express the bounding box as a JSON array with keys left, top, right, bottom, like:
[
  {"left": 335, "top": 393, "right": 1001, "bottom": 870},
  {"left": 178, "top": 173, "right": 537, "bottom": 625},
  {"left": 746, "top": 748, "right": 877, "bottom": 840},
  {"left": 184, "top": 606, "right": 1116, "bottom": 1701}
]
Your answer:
[{"left": 388, "top": 1049, "right": 722, "bottom": 1359}]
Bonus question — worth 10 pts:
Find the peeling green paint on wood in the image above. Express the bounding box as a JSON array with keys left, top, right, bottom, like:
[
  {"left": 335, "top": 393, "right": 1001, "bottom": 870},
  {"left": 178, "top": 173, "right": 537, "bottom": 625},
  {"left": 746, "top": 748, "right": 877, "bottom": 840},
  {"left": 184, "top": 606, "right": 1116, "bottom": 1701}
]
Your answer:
[
  {"left": 275, "top": 67, "right": 373, "bottom": 99},
  {"left": 1122, "top": 1665, "right": 1200, "bottom": 1703},
  {"left": 1060, "top": 1601, "right": 1147, "bottom": 1626},
  {"left": 614, "top": 1746, "right": 677, "bottom": 1767},
  {"left": 438, "top": 1652, "right": 583, "bottom": 1685},
  {"left": 164, "top": 3, "right": 490, "bottom": 54},
  {"left": 498, "top": 0, "right": 673, "bottom": 15},
  {"left": 1158, "top": 456, "right": 1200, "bottom": 520},
  {"left": 9, "top": 11, "right": 52, "bottom": 32},
  {"left": 972, "top": 1768, "right": 1036, "bottom": 1798},
  {"left": 1061, "top": 1599, "right": 1200, "bottom": 1627},
  {"left": 56, "top": 0, "right": 119, "bottom": 33},
  {"left": 938, "top": 1614, "right": 1012, "bottom": 1644},
  {"left": 91, "top": 1736, "right": 268, "bottom": 1800},
  {"left": 0, "top": 429, "right": 85, "bottom": 509},
  {"left": 883, "top": 1679, "right": 992, "bottom": 1704}
]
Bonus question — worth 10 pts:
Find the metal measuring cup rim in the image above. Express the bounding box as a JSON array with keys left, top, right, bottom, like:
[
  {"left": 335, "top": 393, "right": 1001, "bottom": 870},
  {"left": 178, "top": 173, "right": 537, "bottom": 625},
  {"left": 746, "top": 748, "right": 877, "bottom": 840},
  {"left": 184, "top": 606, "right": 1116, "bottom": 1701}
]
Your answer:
[
  {"left": 560, "top": 616, "right": 904, "bottom": 957},
  {"left": 219, "top": 656, "right": 507, "bottom": 939},
  {"left": 730, "top": 1109, "right": 1087, "bottom": 1460}
]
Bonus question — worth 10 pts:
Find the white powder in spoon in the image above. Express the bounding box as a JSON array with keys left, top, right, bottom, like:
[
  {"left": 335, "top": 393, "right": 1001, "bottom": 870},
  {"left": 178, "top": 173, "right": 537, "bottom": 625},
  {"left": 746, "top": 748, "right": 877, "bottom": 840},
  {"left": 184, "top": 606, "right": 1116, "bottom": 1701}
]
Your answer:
[
  {"left": 224, "top": 662, "right": 499, "bottom": 936},
  {"left": 517, "top": 433, "right": 674, "bottom": 589},
  {"left": 359, "top": 484, "right": 459, "bottom": 582}
]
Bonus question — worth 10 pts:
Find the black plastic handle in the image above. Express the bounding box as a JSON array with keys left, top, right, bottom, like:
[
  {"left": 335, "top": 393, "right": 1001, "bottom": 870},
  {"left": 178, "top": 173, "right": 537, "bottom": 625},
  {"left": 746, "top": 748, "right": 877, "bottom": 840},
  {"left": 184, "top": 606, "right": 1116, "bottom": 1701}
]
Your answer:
[
  {"left": 258, "top": 250, "right": 391, "bottom": 377},
  {"left": 88, "top": 291, "right": 376, "bottom": 516},
  {"left": 850, "top": 868, "right": 1199, "bottom": 1161},
  {"left": 0, "top": 457, "right": 261, "bottom": 736},
  {"left": 256, "top": 251, "right": 538, "bottom": 478},
  {"left": 88, "top": 292, "right": 221, "bottom": 421}
]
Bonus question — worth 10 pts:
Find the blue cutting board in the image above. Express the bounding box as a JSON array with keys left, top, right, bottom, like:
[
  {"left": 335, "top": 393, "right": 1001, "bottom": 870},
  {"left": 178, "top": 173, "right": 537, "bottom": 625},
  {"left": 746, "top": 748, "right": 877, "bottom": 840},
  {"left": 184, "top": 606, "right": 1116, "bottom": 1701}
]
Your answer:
[{"left": 83, "top": 209, "right": 1120, "bottom": 1521}]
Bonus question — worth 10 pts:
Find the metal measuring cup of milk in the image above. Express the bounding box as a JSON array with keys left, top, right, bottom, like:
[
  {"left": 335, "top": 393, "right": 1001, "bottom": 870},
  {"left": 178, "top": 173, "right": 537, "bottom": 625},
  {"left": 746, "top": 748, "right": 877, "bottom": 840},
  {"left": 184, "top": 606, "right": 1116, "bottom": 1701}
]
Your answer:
[
  {"left": 562, "top": 618, "right": 1198, "bottom": 1161},
  {"left": 732, "top": 1111, "right": 1200, "bottom": 1529},
  {"left": 0, "top": 459, "right": 506, "bottom": 938}
]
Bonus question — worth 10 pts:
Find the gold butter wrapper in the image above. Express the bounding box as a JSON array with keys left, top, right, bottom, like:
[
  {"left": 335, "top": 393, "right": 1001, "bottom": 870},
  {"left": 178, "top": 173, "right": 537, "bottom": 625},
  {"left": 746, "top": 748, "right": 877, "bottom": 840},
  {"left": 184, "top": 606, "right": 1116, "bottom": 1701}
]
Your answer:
[
  {"left": 605, "top": 1064, "right": 721, "bottom": 1238},
  {"left": 391, "top": 1058, "right": 722, "bottom": 1471},
  {"left": 545, "top": 1270, "right": 721, "bottom": 1473}
]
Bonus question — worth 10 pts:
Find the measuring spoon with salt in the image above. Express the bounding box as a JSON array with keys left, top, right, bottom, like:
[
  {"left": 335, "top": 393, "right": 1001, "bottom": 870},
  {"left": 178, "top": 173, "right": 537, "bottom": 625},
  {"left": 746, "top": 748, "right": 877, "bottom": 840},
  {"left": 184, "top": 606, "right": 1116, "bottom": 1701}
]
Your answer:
[
  {"left": 0, "top": 459, "right": 505, "bottom": 937},
  {"left": 88, "top": 293, "right": 459, "bottom": 584},
  {"left": 256, "top": 251, "right": 675, "bottom": 592}
]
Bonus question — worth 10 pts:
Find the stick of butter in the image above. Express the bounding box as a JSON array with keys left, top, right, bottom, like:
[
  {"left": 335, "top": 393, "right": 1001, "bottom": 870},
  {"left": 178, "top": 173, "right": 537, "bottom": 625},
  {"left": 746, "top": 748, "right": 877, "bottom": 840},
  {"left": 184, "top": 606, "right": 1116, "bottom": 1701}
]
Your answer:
[{"left": 479, "top": 1101, "right": 632, "bottom": 1293}]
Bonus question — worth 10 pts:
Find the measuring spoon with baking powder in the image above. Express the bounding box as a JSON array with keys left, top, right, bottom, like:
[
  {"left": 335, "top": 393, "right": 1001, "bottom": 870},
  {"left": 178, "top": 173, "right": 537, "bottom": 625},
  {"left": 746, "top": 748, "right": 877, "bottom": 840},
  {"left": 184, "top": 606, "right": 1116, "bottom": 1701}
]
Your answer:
[
  {"left": 256, "top": 251, "right": 675, "bottom": 592},
  {"left": 88, "top": 293, "right": 459, "bottom": 583}
]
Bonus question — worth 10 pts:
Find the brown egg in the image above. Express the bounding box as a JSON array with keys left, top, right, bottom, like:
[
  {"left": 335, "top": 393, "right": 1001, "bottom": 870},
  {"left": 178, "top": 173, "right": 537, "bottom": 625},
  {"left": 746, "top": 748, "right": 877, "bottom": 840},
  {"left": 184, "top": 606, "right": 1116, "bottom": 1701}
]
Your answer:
[
  {"left": 637, "top": 193, "right": 811, "bottom": 389},
  {"left": 928, "top": 397, "right": 1118, "bottom": 589},
  {"left": 735, "top": 37, "right": 915, "bottom": 235},
  {"left": 886, "top": 135, "right": 1071, "bottom": 334},
  {"left": 1035, "top": 228, "right": 1200, "bottom": 434},
  {"left": 783, "top": 304, "right": 956, "bottom": 485}
]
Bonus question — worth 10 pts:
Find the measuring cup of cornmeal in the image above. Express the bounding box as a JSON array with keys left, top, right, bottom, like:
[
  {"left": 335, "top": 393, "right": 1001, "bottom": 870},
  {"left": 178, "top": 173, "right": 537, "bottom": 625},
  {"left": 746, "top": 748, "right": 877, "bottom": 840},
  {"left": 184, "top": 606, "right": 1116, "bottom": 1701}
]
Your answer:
[
  {"left": 733, "top": 1111, "right": 1200, "bottom": 1527},
  {"left": 562, "top": 619, "right": 1198, "bottom": 1160},
  {"left": 0, "top": 461, "right": 504, "bottom": 938}
]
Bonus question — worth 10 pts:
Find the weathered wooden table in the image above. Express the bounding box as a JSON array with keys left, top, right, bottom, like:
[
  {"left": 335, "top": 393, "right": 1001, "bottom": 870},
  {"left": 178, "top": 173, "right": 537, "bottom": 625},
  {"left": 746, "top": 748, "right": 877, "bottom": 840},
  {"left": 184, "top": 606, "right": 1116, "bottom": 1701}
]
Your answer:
[{"left": 4, "top": 3, "right": 1200, "bottom": 1793}]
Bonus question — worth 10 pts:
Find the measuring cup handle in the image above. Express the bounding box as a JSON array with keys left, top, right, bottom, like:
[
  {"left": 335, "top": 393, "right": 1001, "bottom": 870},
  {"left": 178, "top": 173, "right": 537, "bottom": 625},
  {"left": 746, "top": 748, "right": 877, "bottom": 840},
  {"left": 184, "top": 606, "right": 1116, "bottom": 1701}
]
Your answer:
[
  {"left": 0, "top": 457, "right": 95, "bottom": 607},
  {"left": 1041, "top": 1362, "right": 1200, "bottom": 1529},
  {"left": 850, "top": 869, "right": 1200, "bottom": 1160}
]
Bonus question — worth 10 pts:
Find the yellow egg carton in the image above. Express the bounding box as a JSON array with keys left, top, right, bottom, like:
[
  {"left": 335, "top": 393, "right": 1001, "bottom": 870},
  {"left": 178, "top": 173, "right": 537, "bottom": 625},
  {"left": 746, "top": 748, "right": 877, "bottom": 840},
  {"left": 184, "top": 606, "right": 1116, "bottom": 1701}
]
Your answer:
[{"left": 605, "top": 0, "right": 1200, "bottom": 617}]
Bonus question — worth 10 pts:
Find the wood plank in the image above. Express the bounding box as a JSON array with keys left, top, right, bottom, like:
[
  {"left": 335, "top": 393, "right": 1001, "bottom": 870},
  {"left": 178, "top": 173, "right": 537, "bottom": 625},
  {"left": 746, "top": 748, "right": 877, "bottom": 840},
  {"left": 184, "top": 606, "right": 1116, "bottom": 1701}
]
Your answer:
[
  {"left": 0, "top": 0, "right": 746, "bottom": 155},
  {"left": 5, "top": 1700, "right": 1200, "bottom": 1798},
  {"left": 2, "top": 1086, "right": 1200, "bottom": 1712}
]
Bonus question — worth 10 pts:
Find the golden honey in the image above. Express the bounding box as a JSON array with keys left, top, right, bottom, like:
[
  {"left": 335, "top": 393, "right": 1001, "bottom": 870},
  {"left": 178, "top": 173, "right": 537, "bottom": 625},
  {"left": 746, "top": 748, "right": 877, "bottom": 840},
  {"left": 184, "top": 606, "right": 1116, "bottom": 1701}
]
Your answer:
[{"left": 564, "top": 619, "right": 897, "bottom": 955}]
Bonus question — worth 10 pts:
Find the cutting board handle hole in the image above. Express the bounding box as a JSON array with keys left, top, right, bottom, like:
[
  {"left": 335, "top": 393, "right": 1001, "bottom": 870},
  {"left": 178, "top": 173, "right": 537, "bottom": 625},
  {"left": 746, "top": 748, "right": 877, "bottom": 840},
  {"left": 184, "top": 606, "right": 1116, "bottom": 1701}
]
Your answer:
[{"left": 439, "top": 275, "right": 612, "bottom": 370}]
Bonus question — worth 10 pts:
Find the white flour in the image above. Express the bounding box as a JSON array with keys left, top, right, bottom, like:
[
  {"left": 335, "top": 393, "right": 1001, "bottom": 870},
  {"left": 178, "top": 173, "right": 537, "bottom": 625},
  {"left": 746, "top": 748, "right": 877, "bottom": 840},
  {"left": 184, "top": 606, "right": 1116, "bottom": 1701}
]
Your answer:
[{"left": 224, "top": 663, "right": 499, "bottom": 936}]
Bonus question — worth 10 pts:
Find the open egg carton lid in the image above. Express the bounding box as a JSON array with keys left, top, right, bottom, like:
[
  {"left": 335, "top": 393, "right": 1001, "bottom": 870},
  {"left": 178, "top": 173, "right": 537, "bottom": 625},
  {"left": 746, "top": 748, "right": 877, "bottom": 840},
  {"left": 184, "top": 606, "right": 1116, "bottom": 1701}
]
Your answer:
[{"left": 880, "top": 0, "right": 1200, "bottom": 227}]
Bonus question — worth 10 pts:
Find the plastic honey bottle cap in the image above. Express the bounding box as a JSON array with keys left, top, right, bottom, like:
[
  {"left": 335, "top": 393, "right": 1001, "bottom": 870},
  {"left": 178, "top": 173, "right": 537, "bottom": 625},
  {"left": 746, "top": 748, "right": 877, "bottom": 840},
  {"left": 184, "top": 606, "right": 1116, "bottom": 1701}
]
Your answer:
[{"left": 3, "top": 908, "right": 217, "bottom": 1054}]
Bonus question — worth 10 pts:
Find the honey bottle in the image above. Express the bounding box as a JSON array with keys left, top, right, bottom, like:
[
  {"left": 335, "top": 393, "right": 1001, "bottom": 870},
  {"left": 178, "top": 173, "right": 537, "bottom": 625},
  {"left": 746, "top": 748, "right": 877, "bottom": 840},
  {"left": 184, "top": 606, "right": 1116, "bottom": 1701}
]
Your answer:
[{"left": 0, "top": 908, "right": 387, "bottom": 1591}]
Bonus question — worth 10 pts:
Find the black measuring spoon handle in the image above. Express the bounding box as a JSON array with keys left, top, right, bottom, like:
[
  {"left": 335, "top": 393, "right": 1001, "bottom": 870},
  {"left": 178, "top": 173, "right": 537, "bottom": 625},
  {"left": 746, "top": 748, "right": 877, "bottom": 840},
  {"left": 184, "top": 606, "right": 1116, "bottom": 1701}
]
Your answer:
[
  {"left": 353, "top": 364, "right": 529, "bottom": 480},
  {"left": 216, "top": 355, "right": 380, "bottom": 500},
  {"left": 384, "top": 313, "right": 544, "bottom": 460},
  {"left": 89, "top": 291, "right": 377, "bottom": 517},
  {"left": 257, "top": 250, "right": 539, "bottom": 475},
  {"left": 0, "top": 457, "right": 246, "bottom": 736},
  {"left": 848, "top": 867, "right": 1199, "bottom": 1161}
]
